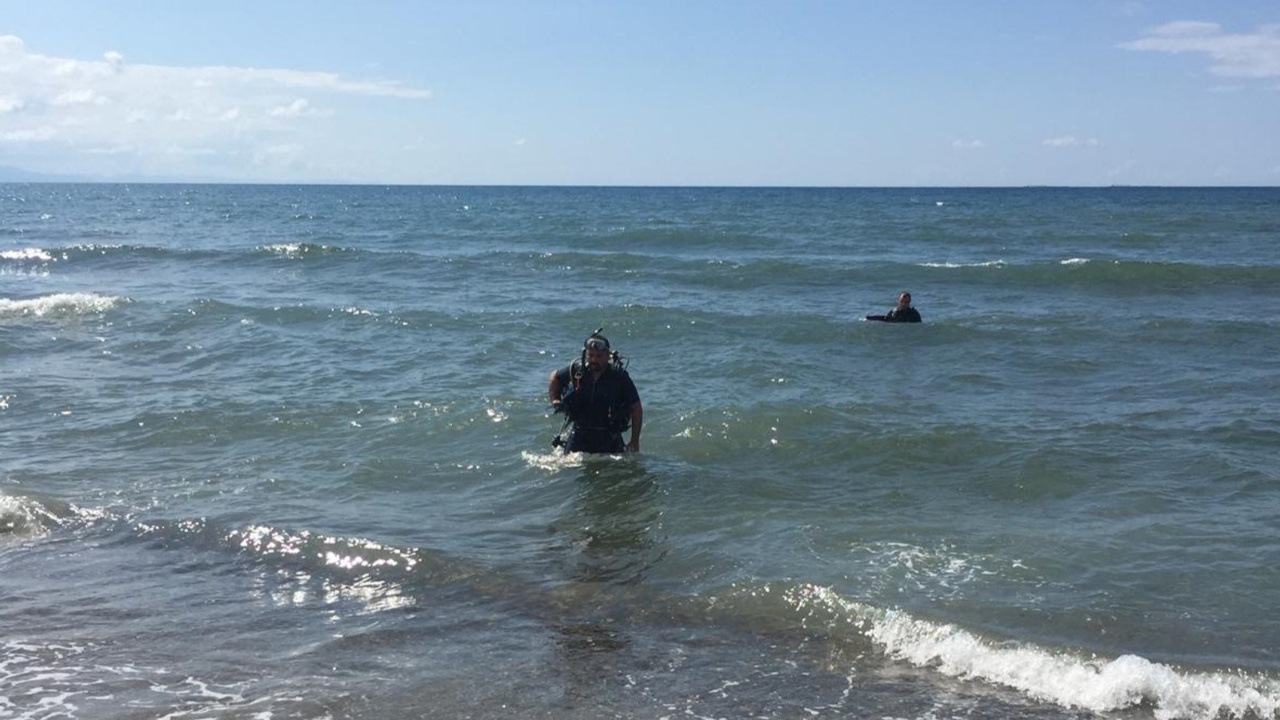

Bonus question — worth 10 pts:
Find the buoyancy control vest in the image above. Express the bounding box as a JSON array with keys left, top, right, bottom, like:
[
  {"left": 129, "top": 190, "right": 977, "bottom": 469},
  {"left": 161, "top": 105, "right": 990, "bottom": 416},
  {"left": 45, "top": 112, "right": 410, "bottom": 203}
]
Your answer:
[{"left": 558, "top": 357, "right": 636, "bottom": 435}]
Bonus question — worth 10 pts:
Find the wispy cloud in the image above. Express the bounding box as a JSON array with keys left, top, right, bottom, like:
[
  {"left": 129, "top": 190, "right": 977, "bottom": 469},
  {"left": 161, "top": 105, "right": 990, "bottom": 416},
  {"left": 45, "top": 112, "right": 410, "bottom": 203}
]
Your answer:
[
  {"left": 51, "top": 89, "right": 107, "bottom": 106},
  {"left": 0, "top": 35, "right": 430, "bottom": 178},
  {"left": 1, "top": 127, "right": 57, "bottom": 142},
  {"left": 952, "top": 139, "right": 985, "bottom": 149},
  {"left": 1119, "top": 21, "right": 1280, "bottom": 79},
  {"left": 86, "top": 144, "right": 136, "bottom": 155},
  {"left": 254, "top": 144, "right": 303, "bottom": 161},
  {"left": 269, "top": 99, "right": 328, "bottom": 118},
  {"left": 1042, "top": 136, "right": 1100, "bottom": 147},
  {"left": 1116, "top": 2, "right": 1147, "bottom": 19}
]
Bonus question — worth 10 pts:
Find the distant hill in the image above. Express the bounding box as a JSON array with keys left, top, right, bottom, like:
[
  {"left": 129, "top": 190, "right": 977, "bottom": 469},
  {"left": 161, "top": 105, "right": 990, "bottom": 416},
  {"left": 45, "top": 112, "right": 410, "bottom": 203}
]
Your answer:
[
  {"left": 0, "top": 164, "right": 209, "bottom": 183},
  {"left": 0, "top": 165, "right": 90, "bottom": 183},
  {"left": 0, "top": 164, "right": 299, "bottom": 185}
]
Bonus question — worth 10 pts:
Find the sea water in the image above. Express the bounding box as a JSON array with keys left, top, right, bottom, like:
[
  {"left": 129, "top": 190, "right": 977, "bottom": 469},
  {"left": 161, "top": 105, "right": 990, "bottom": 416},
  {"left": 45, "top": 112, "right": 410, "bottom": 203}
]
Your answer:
[{"left": 2, "top": 184, "right": 1279, "bottom": 719}]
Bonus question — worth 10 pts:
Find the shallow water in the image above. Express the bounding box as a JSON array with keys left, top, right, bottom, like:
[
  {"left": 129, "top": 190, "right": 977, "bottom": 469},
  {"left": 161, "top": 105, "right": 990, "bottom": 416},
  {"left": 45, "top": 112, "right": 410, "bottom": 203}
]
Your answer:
[{"left": 3, "top": 184, "right": 1279, "bottom": 719}]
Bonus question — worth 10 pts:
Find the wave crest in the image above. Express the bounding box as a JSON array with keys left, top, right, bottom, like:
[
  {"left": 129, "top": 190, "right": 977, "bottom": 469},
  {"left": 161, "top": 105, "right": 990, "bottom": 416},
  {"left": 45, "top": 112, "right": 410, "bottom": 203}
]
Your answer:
[
  {"left": 0, "top": 292, "right": 124, "bottom": 318},
  {"left": 0, "top": 247, "right": 54, "bottom": 261},
  {"left": 0, "top": 493, "right": 75, "bottom": 544},
  {"left": 799, "top": 584, "right": 1280, "bottom": 720}
]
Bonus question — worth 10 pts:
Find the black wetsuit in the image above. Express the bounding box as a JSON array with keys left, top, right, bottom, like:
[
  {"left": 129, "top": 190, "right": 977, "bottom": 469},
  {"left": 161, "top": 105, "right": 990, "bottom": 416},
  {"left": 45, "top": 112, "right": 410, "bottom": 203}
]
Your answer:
[
  {"left": 554, "top": 362, "right": 640, "bottom": 453},
  {"left": 866, "top": 307, "right": 922, "bottom": 323}
]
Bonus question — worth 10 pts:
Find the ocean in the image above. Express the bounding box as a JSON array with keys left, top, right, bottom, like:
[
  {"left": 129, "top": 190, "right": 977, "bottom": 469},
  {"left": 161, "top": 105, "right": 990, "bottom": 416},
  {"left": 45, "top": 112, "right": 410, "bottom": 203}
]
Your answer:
[{"left": 2, "top": 183, "right": 1278, "bottom": 720}]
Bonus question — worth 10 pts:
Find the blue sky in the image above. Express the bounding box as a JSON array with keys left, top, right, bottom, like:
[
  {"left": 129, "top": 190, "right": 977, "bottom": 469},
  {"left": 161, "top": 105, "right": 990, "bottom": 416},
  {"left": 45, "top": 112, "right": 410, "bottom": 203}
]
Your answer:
[{"left": 1, "top": 1, "right": 1278, "bottom": 185}]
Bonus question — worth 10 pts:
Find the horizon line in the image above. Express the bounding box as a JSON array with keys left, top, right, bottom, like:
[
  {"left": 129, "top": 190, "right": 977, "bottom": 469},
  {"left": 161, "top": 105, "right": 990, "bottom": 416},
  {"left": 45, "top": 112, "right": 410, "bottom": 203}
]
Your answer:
[{"left": 2, "top": 179, "right": 1278, "bottom": 190}]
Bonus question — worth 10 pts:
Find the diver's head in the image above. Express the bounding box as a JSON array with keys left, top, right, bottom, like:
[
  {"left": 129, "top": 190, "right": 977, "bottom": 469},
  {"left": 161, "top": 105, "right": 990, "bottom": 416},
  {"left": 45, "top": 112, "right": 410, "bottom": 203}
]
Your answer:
[{"left": 583, "top": 333, "right": 611, "bottom": 372}]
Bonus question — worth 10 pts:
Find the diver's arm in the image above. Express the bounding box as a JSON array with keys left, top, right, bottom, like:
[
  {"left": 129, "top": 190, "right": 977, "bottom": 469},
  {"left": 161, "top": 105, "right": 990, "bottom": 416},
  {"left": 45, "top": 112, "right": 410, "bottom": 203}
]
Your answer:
[
  {"left": 548, "top": 370, "right": 563, "bottom": 411},
  {"left": 865, "top": 314, "right": 888, "bottom": 322},
  {"left": 627, "top": 400, "right": 643, "bottom": 452}
]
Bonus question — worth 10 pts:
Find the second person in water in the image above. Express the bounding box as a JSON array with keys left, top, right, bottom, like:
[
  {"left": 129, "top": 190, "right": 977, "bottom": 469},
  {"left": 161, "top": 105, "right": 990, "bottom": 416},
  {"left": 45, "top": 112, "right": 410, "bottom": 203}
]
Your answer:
[{"left": 866, "top": 292, "right": 922, "bottom": 323}]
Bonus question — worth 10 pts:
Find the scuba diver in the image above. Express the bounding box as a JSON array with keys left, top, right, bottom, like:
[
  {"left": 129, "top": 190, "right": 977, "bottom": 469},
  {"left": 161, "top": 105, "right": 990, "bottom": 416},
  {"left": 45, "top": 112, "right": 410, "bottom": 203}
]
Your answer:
[
  {"left": 866, "top": 291, "right": 923, "bottom": 323},
  {"left": 548, "top": 330, "right": 643, "bottom": 454}
]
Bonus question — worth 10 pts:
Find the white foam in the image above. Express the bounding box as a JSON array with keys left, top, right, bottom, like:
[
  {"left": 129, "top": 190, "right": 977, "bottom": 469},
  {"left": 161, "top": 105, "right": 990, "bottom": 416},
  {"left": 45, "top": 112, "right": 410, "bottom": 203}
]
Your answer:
[
  {"left": 0, "top": 248, "right": 53, "bottom": 261},
  {"left": 920, "top": 260, "right": 1007, "bottom": 269},
  {"left": 804, "top": 585, "right": 1280, "bottom": 720},
  {"left": 260, "top": 243, "right": 337, "bottom": 258},
  {"left": 260, "top": 243, "right": 306, "bottom": 257},
  {"left": 0, "top": 493, "right": 60, "bottom": 543},
  {"left": 1061, "top": 258, "right": 1091, "bottom": 265},
  {"left": 521, "top": 449, "right": 584, "bottom": 470},
  {"left": 848, "top": 540, "right": 1024, "bottom": 601},
  {"left": 0, "top": 293, "right": 123, "bottom": 318}
]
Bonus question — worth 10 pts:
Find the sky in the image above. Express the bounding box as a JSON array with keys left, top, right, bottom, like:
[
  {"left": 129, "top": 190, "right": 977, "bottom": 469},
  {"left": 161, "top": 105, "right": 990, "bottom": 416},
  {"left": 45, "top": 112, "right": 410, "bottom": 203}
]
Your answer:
[{"left": 1, "top": 1, "right": 1278, "bottom": 186}]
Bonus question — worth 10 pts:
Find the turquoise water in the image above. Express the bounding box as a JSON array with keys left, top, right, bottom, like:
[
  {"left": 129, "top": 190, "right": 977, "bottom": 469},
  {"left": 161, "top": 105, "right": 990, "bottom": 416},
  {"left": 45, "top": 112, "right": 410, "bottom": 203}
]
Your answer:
[{"left": 2, "top": 184, "right": 1279, "bottom": 719}]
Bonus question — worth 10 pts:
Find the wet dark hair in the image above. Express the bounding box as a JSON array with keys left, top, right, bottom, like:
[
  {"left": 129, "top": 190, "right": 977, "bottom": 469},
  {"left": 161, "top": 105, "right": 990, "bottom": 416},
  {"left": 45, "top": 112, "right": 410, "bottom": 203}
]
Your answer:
[{"left": 584, "top": 334, "right": 610, "bottom": 351}]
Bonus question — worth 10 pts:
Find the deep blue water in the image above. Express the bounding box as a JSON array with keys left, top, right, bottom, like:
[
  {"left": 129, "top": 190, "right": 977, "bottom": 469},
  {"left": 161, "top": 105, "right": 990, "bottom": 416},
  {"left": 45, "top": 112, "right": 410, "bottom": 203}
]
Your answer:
[{"left": 2, "top": 184, "right": 1279, "bottom": 719}]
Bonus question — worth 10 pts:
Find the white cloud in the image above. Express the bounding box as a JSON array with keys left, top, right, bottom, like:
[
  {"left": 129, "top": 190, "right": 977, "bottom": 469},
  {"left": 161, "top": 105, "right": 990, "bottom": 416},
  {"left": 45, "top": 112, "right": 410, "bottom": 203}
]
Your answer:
[
  {"left": 952, "top": 139, "right": 985, "bottom": 149},
  {"left": 51, "top": 89, "right": 107, "bottom": 106},
  {"left": 1, "top": 126, "right": 57, "bottom": 143},
  {"left": 1042, "top": 136, "right": 1100, "bottom": 147},
  {"left": 268, "top": 98, "right": 334, "bottom": 119},
  {"left": 0, "top": 34, "right": 430, "bottom": 178},
  {"left": 165, "top": 146, "right": 218, "bottom": 156},
  {"left": 270, "top": 99, "right": 310, "bottom": 118},
  {"left": 168, "top": 64, "right": 432, "bottom": 99},
  {"left": 260, "top": 143, "right": 302, "bottom": 156},
  {"left": 1119, "top": 21, "right": 1280, "bottom": 79},
  {"left": 87, "top": 144, "right": 136, "bottom": 155}
]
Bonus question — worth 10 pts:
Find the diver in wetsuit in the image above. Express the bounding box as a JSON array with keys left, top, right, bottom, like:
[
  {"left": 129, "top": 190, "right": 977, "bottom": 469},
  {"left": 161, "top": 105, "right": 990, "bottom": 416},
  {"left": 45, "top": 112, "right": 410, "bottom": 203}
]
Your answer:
[
  {"left": 866, "top": 291, "right": 923, "bottom": 323},
  {"left": 548, "top": 332, "right": 642, "bottom": 453}
]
